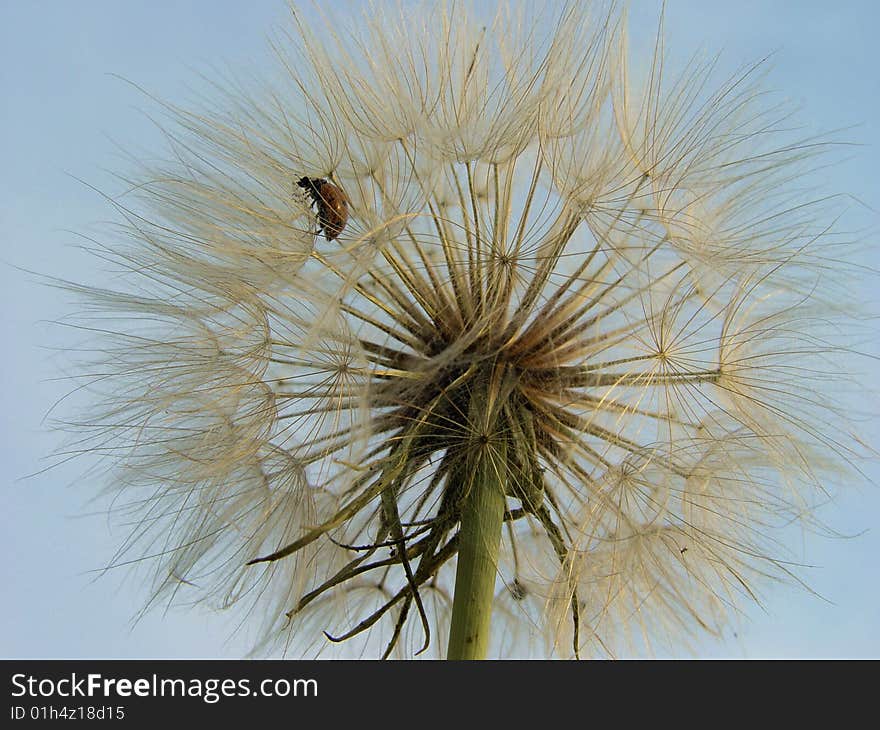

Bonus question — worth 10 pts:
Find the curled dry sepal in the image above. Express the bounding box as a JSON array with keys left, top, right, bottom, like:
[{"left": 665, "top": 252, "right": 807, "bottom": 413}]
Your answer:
[{"left": 56, "top": 1, "right": 874, "bottom": 658}]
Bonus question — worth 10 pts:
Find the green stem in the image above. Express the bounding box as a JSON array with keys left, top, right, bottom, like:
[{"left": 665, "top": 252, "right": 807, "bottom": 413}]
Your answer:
[{"left": 447, "top": 435, "right": 506, "bottom": 660}]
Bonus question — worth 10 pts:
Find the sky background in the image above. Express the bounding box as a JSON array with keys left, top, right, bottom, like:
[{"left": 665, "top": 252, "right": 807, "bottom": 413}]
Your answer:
[{"left": 2, "top": 0, "right": 878, "bottom": 659}]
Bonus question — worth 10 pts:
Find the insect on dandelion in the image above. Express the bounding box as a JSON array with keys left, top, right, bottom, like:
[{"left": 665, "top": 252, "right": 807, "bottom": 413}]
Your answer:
[
  {"left": 297, "top": 176, "right": 350, "bottom": 241},
  {"left": 58, "top": 0, "right": 874, "bottom": 659}
]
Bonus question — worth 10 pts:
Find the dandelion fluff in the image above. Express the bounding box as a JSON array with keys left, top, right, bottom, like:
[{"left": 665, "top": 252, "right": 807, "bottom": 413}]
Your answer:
[{"left": 60, "top": 0, "right": 873, "bottom": 658}]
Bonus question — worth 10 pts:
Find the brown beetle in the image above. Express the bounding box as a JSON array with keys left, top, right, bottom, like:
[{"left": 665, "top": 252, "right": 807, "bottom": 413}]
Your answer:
[{"left": 297, "top": 176, "right": 349, "bottom": 241}]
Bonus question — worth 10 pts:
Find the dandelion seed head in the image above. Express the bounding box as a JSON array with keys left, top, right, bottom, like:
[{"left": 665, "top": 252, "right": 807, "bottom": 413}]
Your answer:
[{"left": 60, "top": 1, "right": 874, "bottom": 658}]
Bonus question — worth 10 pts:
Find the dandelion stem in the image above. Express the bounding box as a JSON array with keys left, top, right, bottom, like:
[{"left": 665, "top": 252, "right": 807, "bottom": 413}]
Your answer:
[{"left": 447, "top": 418, "right": 507, "bottom": 660}]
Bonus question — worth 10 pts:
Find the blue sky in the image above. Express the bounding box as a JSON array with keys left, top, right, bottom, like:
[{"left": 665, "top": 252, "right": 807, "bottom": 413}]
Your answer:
[{"left": 2, "top": 0, "right": 878, "bottom": 658}]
